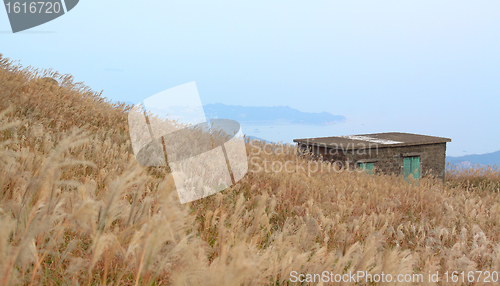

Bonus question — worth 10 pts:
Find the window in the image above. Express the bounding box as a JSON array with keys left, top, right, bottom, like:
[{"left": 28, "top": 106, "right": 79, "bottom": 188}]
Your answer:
[
  {"left": 358, "top": 162, "right": 375, "bottom": 174},
  {"left": 403, "top": 156, "right": 420, "bottom": 179}
]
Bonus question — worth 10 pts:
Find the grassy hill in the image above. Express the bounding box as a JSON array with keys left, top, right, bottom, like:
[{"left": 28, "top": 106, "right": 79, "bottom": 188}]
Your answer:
[{"left": 1, "top": 53, "right": 500, "bottom": 285}]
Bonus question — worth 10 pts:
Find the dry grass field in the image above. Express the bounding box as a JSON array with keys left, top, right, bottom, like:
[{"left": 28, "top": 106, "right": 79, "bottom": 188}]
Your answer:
[{"left": 1, "top": 53, "right": 500, "bottom": 285}]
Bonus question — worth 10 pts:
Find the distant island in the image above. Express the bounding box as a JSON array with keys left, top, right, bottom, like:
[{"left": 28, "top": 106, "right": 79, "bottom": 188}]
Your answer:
[
  {"left": 446, "top": 150, "right": 500, "bottom": 169},
  {"left": 114, "top": 101, "right": 346, "bottom": 125},
  {"left": 245, "top": 135, "right": 271, "bottom": 143},
  {"left": 203, "top": 103, "right": 346, "bottom": 125}
]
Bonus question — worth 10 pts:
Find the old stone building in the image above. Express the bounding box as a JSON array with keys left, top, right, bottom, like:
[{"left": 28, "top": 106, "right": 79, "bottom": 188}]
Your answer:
[{"left": 293, "top": 132, "right": 451, "bottom": 181}]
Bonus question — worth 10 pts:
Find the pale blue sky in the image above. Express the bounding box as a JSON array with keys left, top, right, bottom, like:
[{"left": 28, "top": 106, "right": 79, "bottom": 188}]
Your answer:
[{"left": 1, "top": 0, "right": 499, "bottom": 156}]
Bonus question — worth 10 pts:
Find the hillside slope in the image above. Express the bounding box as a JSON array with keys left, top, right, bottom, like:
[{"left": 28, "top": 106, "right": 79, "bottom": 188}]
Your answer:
[{"left": 1, "top": 54, "right": 500, "bottom": 285}]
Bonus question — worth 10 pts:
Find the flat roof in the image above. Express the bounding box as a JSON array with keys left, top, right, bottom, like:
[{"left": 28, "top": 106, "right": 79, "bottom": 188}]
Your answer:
[{"left": 293, "top": 132, "right": 451, "bottom": 150}]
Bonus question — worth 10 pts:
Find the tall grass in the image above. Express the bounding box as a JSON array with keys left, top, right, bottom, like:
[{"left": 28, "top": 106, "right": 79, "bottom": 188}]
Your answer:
[
  {"left": 446, "top": 164, "right": 500, "bottom": 194},
  {"left": 1, "top": 53, "right": 500, "bottom": 285}
]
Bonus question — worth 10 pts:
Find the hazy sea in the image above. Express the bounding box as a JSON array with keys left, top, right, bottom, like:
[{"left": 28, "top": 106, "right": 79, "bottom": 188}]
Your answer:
[{"left": 240, "top": 121, "right": 365, "bottom": 144}]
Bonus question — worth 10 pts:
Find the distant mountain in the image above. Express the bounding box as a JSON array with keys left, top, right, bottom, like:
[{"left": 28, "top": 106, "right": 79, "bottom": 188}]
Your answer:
[
  {"left": 446, "top": 150, "right": 500, "bottom": 169},
  {"left": 203, "top": 103, "right": 346, "bottom": 125},
  {"left": 245, "top": 135, "right": 271, "bottom": 143}
]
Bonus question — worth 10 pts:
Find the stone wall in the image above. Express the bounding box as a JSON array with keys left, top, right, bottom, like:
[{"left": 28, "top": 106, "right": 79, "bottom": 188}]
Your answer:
[{"left": 298, "top": 142, "right": 448, "bottom": 181}]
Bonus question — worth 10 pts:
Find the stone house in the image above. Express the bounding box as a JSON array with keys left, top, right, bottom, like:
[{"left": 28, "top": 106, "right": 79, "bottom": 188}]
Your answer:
[{"left": 293, "top": 132, "right": 451, "bottom": 181}]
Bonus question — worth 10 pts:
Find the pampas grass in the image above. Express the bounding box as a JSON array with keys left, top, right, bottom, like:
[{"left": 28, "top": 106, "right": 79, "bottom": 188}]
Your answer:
[{"left": 1, "top": 53, "right": 500, "bottom": 285}]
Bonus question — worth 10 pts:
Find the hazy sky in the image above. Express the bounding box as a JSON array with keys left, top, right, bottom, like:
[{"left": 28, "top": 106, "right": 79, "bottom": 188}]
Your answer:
[{"left": 1, "top": 1, "right": 499, "bottom": 156}]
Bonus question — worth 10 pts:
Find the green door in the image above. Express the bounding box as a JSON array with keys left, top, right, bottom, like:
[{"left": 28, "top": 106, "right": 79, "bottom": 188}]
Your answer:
[
  {"left": 359, "top": 162, "right": 375, "bottom": 174},
  {"left": 403, "top": 156, "right": 420, "bottom": 179}
]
